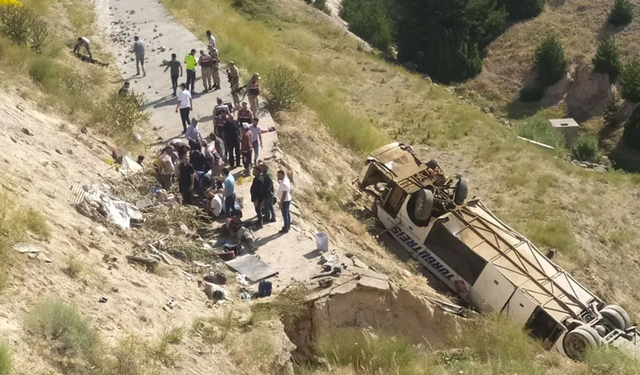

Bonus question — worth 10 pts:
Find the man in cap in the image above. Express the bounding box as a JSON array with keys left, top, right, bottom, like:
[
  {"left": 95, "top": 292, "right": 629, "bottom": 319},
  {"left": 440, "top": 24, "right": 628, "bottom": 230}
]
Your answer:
[{"left": 198, "top": 50, "right": 214, "bottom": 92}]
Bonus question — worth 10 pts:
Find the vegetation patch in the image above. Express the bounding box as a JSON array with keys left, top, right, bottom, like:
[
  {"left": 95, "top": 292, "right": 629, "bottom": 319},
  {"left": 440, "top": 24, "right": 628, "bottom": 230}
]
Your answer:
[
  {"left": 535, "top": 35, "right": 567, "bottom": 87},
  {"left": 608, "top": 0, "right": 633, "bottom": 27},
  {"left": 340, "top": 0, "right": 393, "bottom": 54},
  {"left": 0, "top": 342, "right": 10, "bottom": 375},
  {"left": 592, "top": 36, "right": 622, "bottom": 82}
]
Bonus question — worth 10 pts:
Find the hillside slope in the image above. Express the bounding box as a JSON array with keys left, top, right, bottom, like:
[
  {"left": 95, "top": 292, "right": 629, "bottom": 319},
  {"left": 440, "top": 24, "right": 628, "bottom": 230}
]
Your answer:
[{"left": 466, "top": 0, "right": 640, "bottom": 104}]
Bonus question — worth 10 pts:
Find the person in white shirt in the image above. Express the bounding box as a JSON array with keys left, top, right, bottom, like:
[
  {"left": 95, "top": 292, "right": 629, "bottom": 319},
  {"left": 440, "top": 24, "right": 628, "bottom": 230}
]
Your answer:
[
  {"left": 73, "top": 37, "right": 92, "bottom": 58},
  {"left": 175, "top": 83, "right": 193, "bottom": 134},
  {"left": 277, "top": 170, "right": 292, "bottom": 234},
  {"left": 249, "top": 118, "right": 263, "bottom": 165},
  {"left": 206, "top": 30, "right": 216, "bottom": 48},
  {"left": 206, "top": 189, "right": 224, "bottom": 218}
]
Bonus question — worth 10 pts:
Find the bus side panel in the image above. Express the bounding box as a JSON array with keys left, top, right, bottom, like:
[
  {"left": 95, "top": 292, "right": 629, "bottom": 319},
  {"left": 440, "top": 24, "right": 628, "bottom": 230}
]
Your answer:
[
  {"left": 504, "top": 288, "right": 539, "bottom": 325},
  {"left": 469, "top": 265, "right": 515, "bottom": 313}
]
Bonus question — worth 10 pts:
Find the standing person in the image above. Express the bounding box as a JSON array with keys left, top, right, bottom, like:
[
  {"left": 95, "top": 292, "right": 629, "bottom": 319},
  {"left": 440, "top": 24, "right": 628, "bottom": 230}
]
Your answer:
[
  {"left": 248, "top": 73, "right": 260, "bottom": 116},
  {"left": 206, "top": 30, "right": 216, "bottom": 48},
  {"left": 227, "top": 61, "right": 241, "bottom": 109},
  {"left": 184, "top": 49, "right": 198, "bottom": 94},
  {"left": 240, "top": 125, "right": 253, "bottom": 176},
  {"left": 179, "top": 153, "right": 196, "bottom": 206},
  {"left": 260, "top": 163, "right": 276, "bottom": 223},
  {"left": 185, "top": 118, "right": 203, "bottom": 151},
  {"left": 277, "top": 170, "right": 292, "bottom": 234},
  {"left": 222, "top": 168, "right": 236, "bottom": 217},
  {"left": 250, "top": 166, "right": 265, "bottom": 229},
  {"left": 213, "top": 132, "right": 226, "bottom": 164},
  {"left": 237, "top": 102, "right": 253, "bottom": 126},
  {"left": 73, "top": 37, "right": 92, "bottom": 58},
  {"left": 209, "top": 46, "right": 221, "bottom": 90},
  {"left": 132, "top": 36, "right": 146, "bottom": 77},
  {"left": 163, "top": 53, "right": 183, "bottom": 96},
  {"left": 249, "top": 118, "right": 263, "bottom": 165},
  {"left": 214, "top": 97, "right": 231, "bottom": 137},
  {"left": 223, "top": 114, "right": 241, "bottom": 168},
  {"left": 198, "top": 50, "right": 214, "bottom": 92},
  {"left": 175, "top": 84, "right": 193, "bottom": 134},
  {"left": 155, "top": 146, "right": 175, "bottom": 191}
]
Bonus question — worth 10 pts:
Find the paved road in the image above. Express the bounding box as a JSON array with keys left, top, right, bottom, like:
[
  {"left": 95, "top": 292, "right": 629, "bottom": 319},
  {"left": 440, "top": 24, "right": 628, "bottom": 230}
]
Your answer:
[
  {"left": 96, "top": 0, "right": 322, "bottom": 290},
  {"left": 98, "top": 0, "right": 275, "bottom": 143}
]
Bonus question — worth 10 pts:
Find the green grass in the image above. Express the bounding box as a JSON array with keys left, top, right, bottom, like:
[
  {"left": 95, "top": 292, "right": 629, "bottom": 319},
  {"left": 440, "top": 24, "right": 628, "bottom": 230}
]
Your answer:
[
  {"left": 516, "top": 116, "right": 567, "bottom": 153},
  {"left": 526, "top": 219, "right": 575, "bottom": 256},
  {"left": 192, "top": 309, "right": 237, "bottom": 345},
  {"left": 24, "top": 299, "right": 102, "bottom": 371},
  {"left": 0, "top": 342, "right": 10, "bottom": 375}
]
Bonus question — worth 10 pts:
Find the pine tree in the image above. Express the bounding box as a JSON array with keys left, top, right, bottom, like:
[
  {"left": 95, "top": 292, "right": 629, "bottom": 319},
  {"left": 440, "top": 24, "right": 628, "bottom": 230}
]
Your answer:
[
  {"left": 499, "top": 0, "right": 545, "bottom": 20},
  {"left": 592, "top": 36, "right": 621, "bottom": 82},
  {"left": 620, "top": 59, "right": 640, "bottom": 103},
  {"left": 608, "top": 0, "right": 633, "bottom": 27},
  {"left": 534, "top": 35, "right": 567, "bottom": 86}
]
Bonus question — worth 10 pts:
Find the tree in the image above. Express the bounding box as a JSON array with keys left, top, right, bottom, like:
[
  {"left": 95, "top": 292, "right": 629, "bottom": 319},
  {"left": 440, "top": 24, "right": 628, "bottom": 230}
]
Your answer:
[
  {"left": 623, "top": 104, "right": 640, "bottom": 151},
  {"left": 340, "top": 0, "right": 393, "bottom": 53},
  {"left": 499, "top": 0, "right": 545, "bottom": 20},
  {"left": 592, "top": 36, "right": 621, "bottom": 82},
  {"left": 534, "top": 35, "right": 567, "bottom": 87},
  {"left": 620, "top": 59, "right": 640, "bottom": 102},
  {"left": 394, "top": 0, "right": 506, "bottom": 83},
  {"left": 608, "top": 0, "right": 633, "bottom": 27}
]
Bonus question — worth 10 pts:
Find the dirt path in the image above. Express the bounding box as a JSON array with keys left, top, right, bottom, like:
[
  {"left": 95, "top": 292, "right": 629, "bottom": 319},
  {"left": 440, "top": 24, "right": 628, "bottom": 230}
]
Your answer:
[{"left": 96, "top": 0, "right": 323, "bottom": 292}]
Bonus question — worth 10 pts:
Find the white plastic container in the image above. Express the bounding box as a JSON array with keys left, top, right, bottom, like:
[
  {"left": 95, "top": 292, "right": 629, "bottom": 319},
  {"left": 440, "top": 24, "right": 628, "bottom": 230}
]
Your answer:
[{"left": 315, "top": 232, "right": 329, "bottom": 253}]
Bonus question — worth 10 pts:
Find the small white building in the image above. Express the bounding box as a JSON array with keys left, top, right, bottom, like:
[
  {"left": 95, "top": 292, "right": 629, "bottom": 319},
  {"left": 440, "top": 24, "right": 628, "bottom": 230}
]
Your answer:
[{"left": 549, "top": 118, "right": 580, "bottom": 144}]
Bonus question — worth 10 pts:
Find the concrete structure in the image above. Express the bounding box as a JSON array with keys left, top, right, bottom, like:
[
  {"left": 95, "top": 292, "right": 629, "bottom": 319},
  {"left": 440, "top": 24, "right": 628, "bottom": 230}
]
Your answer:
[{"left": 550, "top": 118, "right": 580, "bottom": 144}]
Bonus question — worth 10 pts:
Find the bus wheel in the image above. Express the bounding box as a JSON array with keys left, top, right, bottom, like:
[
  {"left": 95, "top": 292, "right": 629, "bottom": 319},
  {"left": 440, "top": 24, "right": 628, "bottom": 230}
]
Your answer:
[
  {"left": 563, "top": 326, "right": 600, "bottom": 360},
  {"left": 602, "top": 305, "right": 630, "bottom": 330}
]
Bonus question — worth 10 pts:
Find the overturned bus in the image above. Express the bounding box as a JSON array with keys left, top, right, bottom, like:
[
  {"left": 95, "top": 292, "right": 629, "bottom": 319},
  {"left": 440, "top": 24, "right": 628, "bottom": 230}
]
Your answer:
[{"left": 358, "top": 142, "right": 640, "bottom": 360}]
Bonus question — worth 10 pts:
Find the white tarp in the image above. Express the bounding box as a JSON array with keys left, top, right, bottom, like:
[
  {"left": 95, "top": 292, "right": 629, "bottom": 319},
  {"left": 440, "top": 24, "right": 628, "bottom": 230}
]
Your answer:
[
  {"left": 70, "top": 185, "right": 143, "bottom": 230},
  {"left": 120, "top": 155, "right": 143, "bottom": 176}
]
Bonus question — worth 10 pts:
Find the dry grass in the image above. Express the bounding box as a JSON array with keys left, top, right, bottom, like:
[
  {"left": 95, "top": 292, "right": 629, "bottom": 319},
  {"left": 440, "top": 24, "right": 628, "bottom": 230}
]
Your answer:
[
  {"left": 0, "top": 342, "right": 10, "bottom": 375},
  {"left": 63, "top": 255, "right": 85, "bottom": 278}
]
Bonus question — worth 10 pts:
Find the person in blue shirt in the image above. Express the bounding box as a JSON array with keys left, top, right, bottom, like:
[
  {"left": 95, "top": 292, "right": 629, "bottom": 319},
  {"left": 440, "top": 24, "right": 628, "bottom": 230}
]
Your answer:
[{"left": 222, "top": 168, "right": 236, "bottom": 217}]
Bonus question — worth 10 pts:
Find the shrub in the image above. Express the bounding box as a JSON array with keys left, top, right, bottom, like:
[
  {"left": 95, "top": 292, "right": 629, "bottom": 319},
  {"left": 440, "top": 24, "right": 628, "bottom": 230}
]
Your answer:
[
  {"left": 499, "top": 0, "right": 545, "bottom": 20},
  {"left": 608, "top": 0, "right": 633, "bottom": 27},
  {"left": 620, "top": 59, "right": 640, "bottom": 102},
  {"left": 264, "top": 66, "right": 304, "bottom": 113},
  {"left": 535, "top": 35, "right": 567, "bottom": 87},
  {"left": 24, "top": 300, "right": 102, "bottom": 370},
  {"left": 623, "top": 104, "right": 640, "bottom": 151},
  {"left": 519, "top": 84, "right": 545, "bottom": 102},
  {"left": 0, "top": 342, "right": 10, "bottom": 375},
  {"left": 593, "top": 36, "right": 621, "bottom": 82},
  {"left": 95, "top": 91, "right": 149, "bottom": 136},
  {"left": 0, "top": 4, "right": 48, "bottom": 52},
  {"left": 572, "top": 135, "right": 601, "bottom": 162},
  {"left": 603, "top": 100, "right": 619, "bottom": 127},
  {"left": 63, "top": 256, "right": 84, "bottom": 278},
  {"left": 340, "top": 0, "right": 393, "bottom": 53},
  {"left": 28, "top": 56, "right": 68, "bottom": 92}
]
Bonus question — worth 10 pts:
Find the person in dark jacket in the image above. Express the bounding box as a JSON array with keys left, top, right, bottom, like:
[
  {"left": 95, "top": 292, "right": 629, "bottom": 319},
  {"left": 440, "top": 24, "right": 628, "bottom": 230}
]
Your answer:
[
  {"left": 260, "top": 163, "right": 276, "bottom": 223},
  {"left": 223, "top": 113, "right": 241, "bottom": 168},
  {"left": 179, "top": 153, "right": 196, "bottom": 205},
  {"left": 250, "top": 166, "right": 265, "bottom": 228}
]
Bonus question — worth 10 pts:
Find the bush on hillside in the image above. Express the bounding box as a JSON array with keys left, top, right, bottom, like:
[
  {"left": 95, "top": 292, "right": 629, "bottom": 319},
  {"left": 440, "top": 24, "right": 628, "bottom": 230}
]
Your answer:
[
  {"left": 623, "top": 104, "right": 640, "bottom": 151},
  {"left": 0, "top": 342, "right": 10, "bottom": 375},
  {"left": 608, "top": 0, "right": 633, "bottom": 27},
  {"left": 519, "top": 84, "right": 545, "bottom": 102},
  {"left": 340, "top": 0, "right": 393, "bottom": 53},
  {"left": 517, "top": 116, "right": 566, "bottom": 150},
  {"left": 265, "top": 66, "right": 304, "bottom": 113},
  {"left": 534, "top": 35, "right": 567, "bottom": 87},
  {"left": 499, "top": 0, "right": 545, "bottom": 20},
  {"left": 572, "top": 135, "right": 601, "bottom": 162},
  {"left": 592, "top": 36, "right": 622, "bottom": 82},
  {"left": 97, "top": 91, "right": 149, "bottom": 136},
  {"left": 0, "top": 4, "right": 48, "bottom": 52},
  {"left": 620, "top": 59, "right": 640, "bottom": 102},
  {"left": 24, "top": 300, "right": 102, "bottom": 371}
]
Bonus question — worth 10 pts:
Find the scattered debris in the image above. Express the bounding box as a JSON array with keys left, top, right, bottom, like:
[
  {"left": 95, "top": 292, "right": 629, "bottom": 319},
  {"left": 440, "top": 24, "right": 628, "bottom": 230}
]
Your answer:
[
  {"left": 13, "top": 242, "right": 41, "bottom": 254},
  {"left": 225, "top": 255, "right": 278, "bottom": 283},
  {"left": 126, "top": 255, "right": 159, "bottom": 273},
  {"left": 98, "top": 297, "right": 108, "bottom": 303}
]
